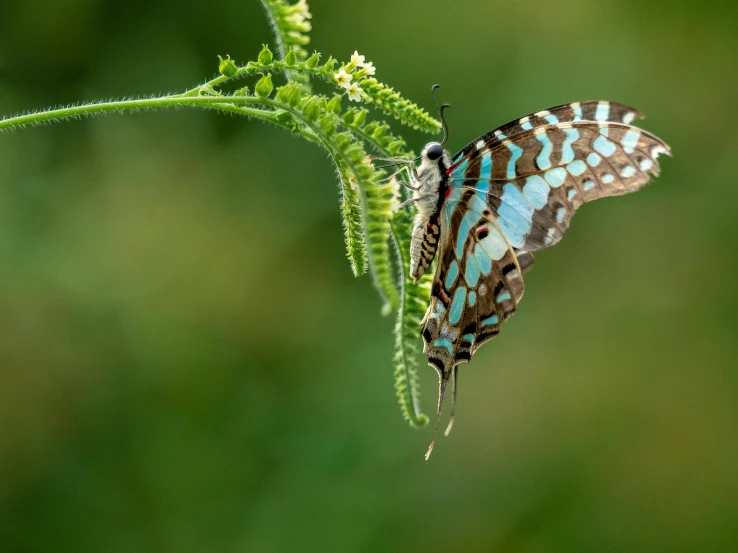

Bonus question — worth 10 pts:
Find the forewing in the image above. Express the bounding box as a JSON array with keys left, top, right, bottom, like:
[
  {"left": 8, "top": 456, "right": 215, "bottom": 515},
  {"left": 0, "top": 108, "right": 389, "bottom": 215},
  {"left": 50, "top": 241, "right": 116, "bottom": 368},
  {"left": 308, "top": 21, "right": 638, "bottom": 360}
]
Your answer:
[
  {"left": 421, "top": 188, "right": 524, "bottom": 376},
  {"left": 447, "top": 101, "right": 670, "bottom": 251}
]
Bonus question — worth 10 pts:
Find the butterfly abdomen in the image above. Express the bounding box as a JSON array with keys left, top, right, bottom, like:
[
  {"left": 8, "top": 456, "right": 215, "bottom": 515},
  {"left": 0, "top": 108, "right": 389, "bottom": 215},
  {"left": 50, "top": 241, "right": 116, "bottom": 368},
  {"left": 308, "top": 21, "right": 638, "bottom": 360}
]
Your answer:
[
  {"left": 410, "top": 213, "right": 440, "bottom": 282},
  {"left": 409, "top": 149, "right": 453, "bottom": 282}
]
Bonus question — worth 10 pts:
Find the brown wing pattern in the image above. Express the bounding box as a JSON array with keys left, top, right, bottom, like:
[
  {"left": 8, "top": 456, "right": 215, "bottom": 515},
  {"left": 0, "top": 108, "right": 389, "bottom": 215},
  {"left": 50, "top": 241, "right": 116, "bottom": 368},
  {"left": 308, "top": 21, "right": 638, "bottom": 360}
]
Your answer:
[
  {"left": 420, "top": 188, "right": 525, "bottom": 458},
  {"left": 447, "top": 102, "right": 670, "bottom": 251},
  {"left": 420, "top": 101, "right": 670, "bottom": 458}
]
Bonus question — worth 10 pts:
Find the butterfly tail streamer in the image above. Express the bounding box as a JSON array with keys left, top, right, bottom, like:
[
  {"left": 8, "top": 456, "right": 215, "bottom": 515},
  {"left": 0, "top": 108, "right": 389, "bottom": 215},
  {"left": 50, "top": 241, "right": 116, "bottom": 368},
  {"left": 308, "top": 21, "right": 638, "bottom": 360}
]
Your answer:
[
  {"left": 444, "top": 366, "right": 459, "bottom": 437},
  {"left": 425, "top": 365, "right": 453, "bottom": 460}
]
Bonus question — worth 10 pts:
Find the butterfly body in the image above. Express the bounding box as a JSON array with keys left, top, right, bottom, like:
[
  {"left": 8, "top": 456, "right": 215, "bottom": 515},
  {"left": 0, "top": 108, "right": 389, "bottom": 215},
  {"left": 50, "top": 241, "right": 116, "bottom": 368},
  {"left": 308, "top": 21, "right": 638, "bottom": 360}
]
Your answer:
[
  {"left": 407, "top": 100, "right": 671, "bottom": 458},
  {"left": 409, "top": 150, "right": 452, "bottom": 281}
]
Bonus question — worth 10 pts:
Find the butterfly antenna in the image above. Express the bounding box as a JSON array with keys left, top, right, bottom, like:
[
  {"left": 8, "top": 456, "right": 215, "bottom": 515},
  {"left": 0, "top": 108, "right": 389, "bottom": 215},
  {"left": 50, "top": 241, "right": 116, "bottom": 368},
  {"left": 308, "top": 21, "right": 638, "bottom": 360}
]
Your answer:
[
  {"left": 431, "top": 84, "right": 451, "bottom": 146},
  {"left": 425, "top": 367, "right": 452, "bottom": 460},
  {"left": 444, "top": 366, "right": 459, "bottom": 436}
]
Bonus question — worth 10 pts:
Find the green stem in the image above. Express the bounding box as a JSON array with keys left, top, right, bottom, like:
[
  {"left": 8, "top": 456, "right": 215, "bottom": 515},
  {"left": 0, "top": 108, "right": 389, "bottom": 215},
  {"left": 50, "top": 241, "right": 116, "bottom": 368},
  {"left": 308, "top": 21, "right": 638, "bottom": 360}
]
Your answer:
[{"left": 0, "top": 96, "right": 274, "bottom": 132}]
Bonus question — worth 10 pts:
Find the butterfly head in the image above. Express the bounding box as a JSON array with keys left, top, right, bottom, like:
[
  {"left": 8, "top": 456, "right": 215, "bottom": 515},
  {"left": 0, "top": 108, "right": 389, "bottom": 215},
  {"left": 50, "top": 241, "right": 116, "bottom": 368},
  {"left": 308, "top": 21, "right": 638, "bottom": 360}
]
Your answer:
[
  {"left": 425, "top": 142, "right": 444, "bottom": 161},
  {"left": 417, "top": 142, "right": 452, "bottom": 184}
]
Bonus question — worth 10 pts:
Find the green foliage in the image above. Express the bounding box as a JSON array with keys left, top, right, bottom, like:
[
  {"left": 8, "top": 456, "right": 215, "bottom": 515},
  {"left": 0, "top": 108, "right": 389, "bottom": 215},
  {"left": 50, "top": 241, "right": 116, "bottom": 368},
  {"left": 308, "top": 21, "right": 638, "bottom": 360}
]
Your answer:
[
  {"left": 0, "top": 0, "right": 440, "bottom": 428},
  {"left": 259, "top": 0, "right": 312, "bottom": 86},
  {"left": 391, "top": 206, "right": 433, "bottom": 428}
]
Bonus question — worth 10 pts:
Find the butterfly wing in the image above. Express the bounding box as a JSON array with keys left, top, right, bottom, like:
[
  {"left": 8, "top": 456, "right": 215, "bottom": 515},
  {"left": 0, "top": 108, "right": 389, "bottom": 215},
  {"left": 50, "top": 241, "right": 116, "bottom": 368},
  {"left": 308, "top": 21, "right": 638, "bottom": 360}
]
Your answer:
[
  {"left": 447, "top": 100, "right": 671, "bottom": 251},
  {"left": 419, "top": 101, "right": 670, "bottom": 458},
  {"left": 420, "top": 186, "right": 525, "bottom": 458}
]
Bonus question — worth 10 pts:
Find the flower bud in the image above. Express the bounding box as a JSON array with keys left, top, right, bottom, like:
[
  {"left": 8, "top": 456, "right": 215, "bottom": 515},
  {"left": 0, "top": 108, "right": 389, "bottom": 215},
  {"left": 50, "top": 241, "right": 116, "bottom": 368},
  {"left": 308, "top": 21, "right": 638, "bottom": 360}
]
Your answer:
[
  {"left": 284, "top": 49, "right": 297, "bottom": 66},
  {"left": 218, "top": 55, "right": 238, "bottom": 78},
  {"left": 305, "top": 53, "right": 320, "bottom": 69},
  {"left": 255, "top": 74, "right": 273, "bottom": 98},
  {"left": 258, "top": 45, "right": 273, "bottom": 65},
  {"left": 326, "top": 94, "right": 342, "bottom": 115}
]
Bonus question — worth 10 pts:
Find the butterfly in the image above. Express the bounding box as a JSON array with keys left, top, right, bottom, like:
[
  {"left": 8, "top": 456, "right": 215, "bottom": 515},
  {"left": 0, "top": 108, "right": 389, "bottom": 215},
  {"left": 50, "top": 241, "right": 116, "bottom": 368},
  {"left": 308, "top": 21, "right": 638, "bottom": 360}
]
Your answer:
[{"left": 400, "top": 93, "right": 670, "bottom": 458}]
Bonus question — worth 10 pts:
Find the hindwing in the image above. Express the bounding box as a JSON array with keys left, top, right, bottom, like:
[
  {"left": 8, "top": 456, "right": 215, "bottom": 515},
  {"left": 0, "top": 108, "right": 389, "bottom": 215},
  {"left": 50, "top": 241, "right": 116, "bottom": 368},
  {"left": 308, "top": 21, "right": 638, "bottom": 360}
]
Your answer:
[
  {"left": 421, "top": 188, "right": 524, "bottom": 371},
  {"left": 419, "top": 185, "right": 526, "bottom": 458}
]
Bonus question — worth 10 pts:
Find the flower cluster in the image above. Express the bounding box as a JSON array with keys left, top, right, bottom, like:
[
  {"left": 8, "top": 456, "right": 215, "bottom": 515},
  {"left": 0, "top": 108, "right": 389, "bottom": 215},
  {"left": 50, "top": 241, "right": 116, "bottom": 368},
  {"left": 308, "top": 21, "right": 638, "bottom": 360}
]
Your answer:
[
  {"left": 334, "top": 51, "right": 376, "bottom": 103},
  {"left": 283, "top": 0, "right": 312, "bottom": 32}
]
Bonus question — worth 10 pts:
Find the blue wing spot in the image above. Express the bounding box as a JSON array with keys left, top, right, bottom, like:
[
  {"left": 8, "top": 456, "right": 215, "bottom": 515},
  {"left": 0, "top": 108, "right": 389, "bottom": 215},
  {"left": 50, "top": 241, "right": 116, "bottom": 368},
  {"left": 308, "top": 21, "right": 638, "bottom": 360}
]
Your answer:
[
  {"left": 483, "top": 315, "right": 499, "bottom": 326},
  {"left": 456, "top": 219, "right": 470, "bottom": 257},
  {"left": 449, "top": 287, "right": 467, "bottom": 324},
  {"left": 451, "top": 159, "right": 469, "bottom": 182},
  {"left": 463, "top": 333, "right": 475, "bottom": 343},
  {"left": 594, "top": 135, "right": 616, "bottom": 157},
  {"left": 445, "top": 260, "right": 459, "bottom": 289},
  {"left": 496, "top": 218, "right": 523, "bottom": 248},
  {"left": 587, "top": 152, "right": 602, "bottom": 167},
  {"left": 470, "top": 193, "right": 487, "bottom": 215},
  {"left": 474, "top": 243, "right": 493, "bottom": 274},
  {"left": 621, "top": 129, "right": 641, "bottom": 150},
  {"left": 480, "top": 227, "right": 509, "bottom": 260},
  {"left": 595, "top": 102, "right": 610, "bottom": 121},
  {"left": 566, "top": 160, "right": 587, "bottom": 176},
  {"left": 455, "top": 210, "right": 480, "bottom": 258},
  {"left": 573, "top": 106, "right": 583, "bottom": 122},
  {"left": 544, "top": 168, "right": 567, "bottom": 188},
  {"left": 468, "top": 291, "right": 476, "bottom": 307},
  {"left": 640, "top": 159, "right": 654, "bottom": 171},
  {"left": 522, "top": 175, "right": 550, "bottom": 209},
  {"left": 433, "top": 339, "right": 453, "bottom": 355},
  {"left": 521, "top": 122, "right": 533, "bottom": 131},
  {"left": 506, "top": 142, "right": 523, "bottom": 179},
  {"left": 544, "top": 114, "right": 559, "bottom": 124},
  {"left": 479, "top": 153, "right": 492, "bottom": 181},
  {"left": 602, "top": 174, "right": 615, "bottom": 184},
  {"left": 583, "top": 180, "right": 596, "bottom": 191},
  {"left": 465, "top": 255, "right": 480, "bottom": 287},
  {"left": 536, "top": 133, "right": 553, "bottom": 170},
  {"left": 556, "top": 207, "right": 567, "bottom": 223},
  {"left": 621, "top": 166, "right": 636, "bottom": 177},
  {"left": 431, "top": 300, "right": 447, "bottom": 319},
  {"left": 560, "top": 129, "right": 579, "bottom": 164},
  {"left": 497, "top": 291, "right": 511, "bottom": 303},
  {"left": 498, "top": 183, "right": 534, "bottom": 240},
  {"left": 567, "top": 189, "right": 577, "bottom": 201},
  {"left": 599, "top": 127, "right": 610, "bottom": 137}
]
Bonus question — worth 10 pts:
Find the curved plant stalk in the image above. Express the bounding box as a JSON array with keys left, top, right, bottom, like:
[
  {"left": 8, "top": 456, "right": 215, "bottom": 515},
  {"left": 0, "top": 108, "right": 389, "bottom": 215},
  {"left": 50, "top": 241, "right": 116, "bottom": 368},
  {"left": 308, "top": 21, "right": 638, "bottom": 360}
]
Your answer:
[{"left": 0, "top": 0, "right": 440, "bottom": 429}]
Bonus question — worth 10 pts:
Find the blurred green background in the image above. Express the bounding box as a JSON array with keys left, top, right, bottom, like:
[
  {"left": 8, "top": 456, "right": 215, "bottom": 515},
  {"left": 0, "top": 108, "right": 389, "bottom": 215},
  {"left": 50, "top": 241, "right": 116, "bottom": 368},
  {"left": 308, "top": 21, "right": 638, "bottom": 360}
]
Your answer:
[{"left": 1, "top": 1, "right": 737, "bottom": 551}]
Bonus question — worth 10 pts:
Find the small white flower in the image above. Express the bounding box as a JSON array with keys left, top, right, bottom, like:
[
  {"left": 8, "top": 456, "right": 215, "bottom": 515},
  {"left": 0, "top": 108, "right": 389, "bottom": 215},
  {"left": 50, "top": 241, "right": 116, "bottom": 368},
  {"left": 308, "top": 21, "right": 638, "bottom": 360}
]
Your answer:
[
  {"left": 362, "top": 61, "right": 376, "bottom": 76},
  {"left": 346, "top": 82, "right": 364, "bottom": 102},
  {"left": 351, "top": 51, "right": 366, "bottom": 67},
  {"left": 334, "top": 68, "right": 353, "bottom": 89}
]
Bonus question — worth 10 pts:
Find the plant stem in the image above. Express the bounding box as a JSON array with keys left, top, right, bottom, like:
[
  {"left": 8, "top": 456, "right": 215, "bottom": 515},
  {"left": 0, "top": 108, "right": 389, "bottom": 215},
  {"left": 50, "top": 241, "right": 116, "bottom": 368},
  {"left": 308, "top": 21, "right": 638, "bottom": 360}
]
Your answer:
[{"left": 0, "top": 96, "right": 279, "bottom": 132}]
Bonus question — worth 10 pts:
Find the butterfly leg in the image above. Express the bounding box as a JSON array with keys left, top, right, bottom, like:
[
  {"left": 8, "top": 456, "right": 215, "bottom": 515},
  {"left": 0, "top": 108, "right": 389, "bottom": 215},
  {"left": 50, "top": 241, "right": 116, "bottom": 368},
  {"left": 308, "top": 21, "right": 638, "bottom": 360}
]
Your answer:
[
  {"left": 397, "top": 196, "right": 420, "bottom": 210},
  {"left": 378, "top": 166, "right": 414, "bottom": 186},
  {"left": 425, "top": 366, "right": 453, "bottom": 460}
]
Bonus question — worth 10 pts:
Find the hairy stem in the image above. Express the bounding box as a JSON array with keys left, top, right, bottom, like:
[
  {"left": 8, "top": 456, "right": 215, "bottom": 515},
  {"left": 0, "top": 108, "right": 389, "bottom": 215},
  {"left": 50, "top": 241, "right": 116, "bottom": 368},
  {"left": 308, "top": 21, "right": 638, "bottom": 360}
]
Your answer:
[{"left": 0, "top": 96, "right": 273, "bottom": 132}]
